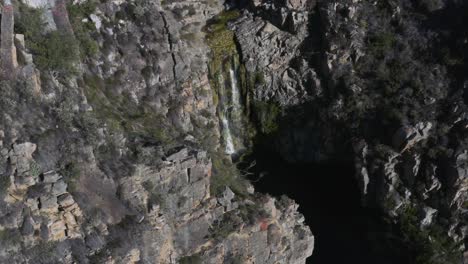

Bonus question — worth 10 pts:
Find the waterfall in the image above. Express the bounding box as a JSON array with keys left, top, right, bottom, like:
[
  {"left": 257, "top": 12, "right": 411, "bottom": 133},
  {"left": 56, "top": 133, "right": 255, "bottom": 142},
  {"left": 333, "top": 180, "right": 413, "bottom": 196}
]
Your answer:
[
  {"left": 222, "top": 117, "right": 235, "bottom": 154},
  {"left": 229, "top": 66, "right": 241, "bottom": 111},
  {"left": 218, "top": 73, "right": 236, "bottom": 155},
  {"left": 216, "top": 59, "right": 244, "bottom": 155}
]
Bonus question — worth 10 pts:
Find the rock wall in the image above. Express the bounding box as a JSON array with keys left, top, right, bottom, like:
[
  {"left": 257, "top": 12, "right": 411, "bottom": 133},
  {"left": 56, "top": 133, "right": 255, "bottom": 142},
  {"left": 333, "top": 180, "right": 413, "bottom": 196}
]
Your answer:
[
  {"left": 234, "top": 0, "right": 468, "bottom": 262},
  {"left": 0, "top": 0, "right": 314, "bottom": 263},
  {"left": 1, "top": 0, "right": 18, "bottom": 78}
]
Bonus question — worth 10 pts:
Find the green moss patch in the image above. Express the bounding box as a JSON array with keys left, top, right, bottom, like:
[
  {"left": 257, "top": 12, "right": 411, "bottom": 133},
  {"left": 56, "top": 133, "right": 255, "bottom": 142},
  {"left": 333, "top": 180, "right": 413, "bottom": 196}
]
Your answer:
[
  {"left": 205, "top": 10, "right": 240, "bottom": 72},
  {"left": 253, "top": 100, "right": 280, "bottom": 135}
]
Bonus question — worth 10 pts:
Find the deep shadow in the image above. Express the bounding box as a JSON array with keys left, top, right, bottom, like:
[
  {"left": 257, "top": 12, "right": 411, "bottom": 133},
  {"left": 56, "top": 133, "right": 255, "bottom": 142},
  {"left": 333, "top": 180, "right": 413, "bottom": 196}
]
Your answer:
[{"left": 241, "top": 144, "right": 408, "bottom": 264}]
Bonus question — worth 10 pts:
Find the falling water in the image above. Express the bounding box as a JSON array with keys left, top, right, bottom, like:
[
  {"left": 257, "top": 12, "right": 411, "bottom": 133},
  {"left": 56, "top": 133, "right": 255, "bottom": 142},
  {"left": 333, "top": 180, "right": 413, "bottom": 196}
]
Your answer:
[
  {"left": 222, "top": 117, "right": 236, "bottom": 154},
  {"left": 218, "top": 73, "right": 236, "bottom": 155},
  {"left": 229, "top": 66, "right": 241, "bottom": 110}
]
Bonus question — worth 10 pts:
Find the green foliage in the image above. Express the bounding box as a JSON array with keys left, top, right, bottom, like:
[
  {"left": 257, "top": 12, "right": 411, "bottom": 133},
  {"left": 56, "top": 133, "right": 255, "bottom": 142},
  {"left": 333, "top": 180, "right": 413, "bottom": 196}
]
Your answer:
[
  {"left": 229, "top": 256, "right": 244, "bottom": 264},
  {"left": 206, "top": 10, "right": 240, "bottom": 71},
  {"left": 55, "top": 97, "right": 75, "bottom": 127},
  {"left": 37, "top": 31, "right": 80, "bottom": 73},
  {"left": 179, "top": 255, "right": 203, "bottom": 264},
  {"left": 61, "top": 162, "right": 80, "bottom": 192},
  {"left": 209, "top": 202, "right": 267, "bottom": 241},
  {"left": 0, "top": 175, "right": 11, "bottom": 195},
  {"left": 398, "top": 206, "right": 462, "bottom": 264},
  {"left": 29, "top": 161, "right": 42, "bottom": 178},
  {"left": 27, "top": 241, "right": 59, "bottom": 263},
  {"left": 181, "top": 32, "right": 199, "bottom": 42},
  {"left": 368, "top": 32, "right": 396, "bottom": 57},
  {"left": 253, "top": 71, "right": 265, "bottom": 86},
  {"left": 0, "top": 229, "right": 21, "bottom": 245},
  {"left": 67, "top": 0, "right": 98, "bottom": 18},
  {"left": 253, "top": 101, "right": 280, "bottom": 135},
  {"left": 237, "top": 202, "right": 268, "bottom": 225},
  {"left": 15, "top": 5, "right": 80, "bottom": 73},
  {"left": 209, "top": 210, "right": 241, "bottom": 240},
  {"left": 210, "top": 151, "right": 248, "bottom": 197},
  {"left": 67, "top": 0, "right": 100, "bottom": 58},
  {"left": 78, "top": 111, "right": 101, "bottom": 144},
  {"left": 83, "top": 75, "right": 177, "bottom": 145}
]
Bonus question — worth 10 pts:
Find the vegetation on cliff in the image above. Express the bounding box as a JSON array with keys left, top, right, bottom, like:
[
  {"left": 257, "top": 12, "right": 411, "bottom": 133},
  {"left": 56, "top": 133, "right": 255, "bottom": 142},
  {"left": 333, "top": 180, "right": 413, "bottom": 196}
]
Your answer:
[{"left": 15, "top": 5, "right": 79, "bottom": 73}]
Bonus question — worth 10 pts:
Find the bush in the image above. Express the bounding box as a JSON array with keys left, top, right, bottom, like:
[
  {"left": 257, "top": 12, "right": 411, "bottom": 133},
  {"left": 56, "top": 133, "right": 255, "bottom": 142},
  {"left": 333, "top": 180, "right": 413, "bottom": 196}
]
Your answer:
[
  {"left": 209, "top": 210, "right": 241, "bottom": 240},
  {"left": 15, "top": 5, "right": 80, "bottom": 73},
  {"left": 397, "top": 206, "right": 462, "bottom": 264},
  {"left": 29, "top": 161, "right": 42, "bottom": 178},
  {"left": 179, "top": 255, "right": 203, "bottom": 264},
  {"left": 0, "top": 175, "right": 11, "bottom": 197},
  {"left": 83, "top": 75, "right": 177, "bottom": 145},
  {"left": 61, "top": 162, "right": 80, "bottom": 192},
  {"left": 206, "top": 10, "right": 240, "bottom": 71},
  {"left": 35, "top": 31, "right": 80, "bottom": 73},
  {"left": 67, "top": 0, "right": 99, "bottom": 58},
  {"left": 0, "top": 229, "right": 21, "bottom": 245},
  {"left": 368, "top": 32, "right": 396, "bottom": 57},
  {"left": 210, "top": 151, "right": 248, "bottom": 197},
  {"left": 253, "top": 101, "right": 280, "bottom": 135}
]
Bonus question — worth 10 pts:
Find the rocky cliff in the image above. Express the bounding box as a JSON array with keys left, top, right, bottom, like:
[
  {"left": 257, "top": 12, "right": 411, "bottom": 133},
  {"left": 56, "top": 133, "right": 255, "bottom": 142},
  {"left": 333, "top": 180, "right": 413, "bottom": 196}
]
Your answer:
[
  {"left": 232, "top": 0, "right": 468, "bottom": 263},
  {"left": 1, "top": 0, "right": 468, "bottom": 263},
  {"left": 0, "top": 0, "right": 313, "bottom": 263}
]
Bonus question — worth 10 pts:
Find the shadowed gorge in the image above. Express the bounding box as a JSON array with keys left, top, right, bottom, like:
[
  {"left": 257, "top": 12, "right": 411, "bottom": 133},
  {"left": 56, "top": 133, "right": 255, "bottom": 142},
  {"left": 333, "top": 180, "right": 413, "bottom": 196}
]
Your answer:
[{"left": 243, "top": 145, "right": 403, "bottom": 264}]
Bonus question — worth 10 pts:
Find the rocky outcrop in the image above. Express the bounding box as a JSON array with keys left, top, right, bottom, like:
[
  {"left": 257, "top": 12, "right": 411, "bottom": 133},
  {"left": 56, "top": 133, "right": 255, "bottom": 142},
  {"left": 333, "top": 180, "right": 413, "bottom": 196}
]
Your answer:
[
  {"left": 0, "top": 142, "right": 312, "bottom": 262},
  {"left": 232, "top": 0, "right": 319, "bottom": 107},
  {"left": 0, "top": 0, "right": 314, "bottom": 262},
  {"left": 1, "top": 0, "right": 18, "bottom": 78}
]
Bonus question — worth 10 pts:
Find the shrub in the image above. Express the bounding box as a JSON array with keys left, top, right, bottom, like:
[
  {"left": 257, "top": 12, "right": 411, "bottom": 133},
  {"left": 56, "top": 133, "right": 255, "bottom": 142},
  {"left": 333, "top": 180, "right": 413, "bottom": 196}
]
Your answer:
[
  {"left": 83, "top": 75, "right": 177, "bottom": 145},
  {"left": 35, "top": 31, "right": 80, "bottom": 73},
  {"left": 0, "top": 175, "right": 11, "bottom": 197},
  {"left": 397, "top": 206, "right": 462, "bottom": 264},
  {"left": 368, "top": 32, "right": 396, "bottom": 57},
  {"left": 210, "top": 151, "right": 248, "bottom": 197},
  {"left": 29, "top": 161, "right": 42, "bottom": 178},
  {"left": 179, "top": 255, "right": 203, "bottom": 264},
  {"left": 253, "top": 101, "right": 280, "bottom": 135},
  {"left": 15, "top": 5, "right": 80, "bottom": 73},
  {"left": 209, "top": 210, "right": 241, "bottom": 240},
  {"left": 61, "top": 162, "right": 81, "bottom": 192},
  {"left": 206, "top": 10, "right": 240, "bottom": 71},
  {"left": 67, "top": 0, "right": 99, "bottom": 58},
  {"left": 0, "top": 229, "right": 21, "bottom": 245}
]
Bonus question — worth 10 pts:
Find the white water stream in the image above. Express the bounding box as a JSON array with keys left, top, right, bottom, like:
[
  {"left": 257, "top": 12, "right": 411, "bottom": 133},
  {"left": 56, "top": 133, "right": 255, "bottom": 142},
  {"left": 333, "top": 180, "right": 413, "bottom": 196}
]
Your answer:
[
  {"left": 219, "top": 63, "right": 242, "bottom": 155},
  {"left": 229, "top": 67, "right": 241, "bottom": 111},
  {"left": 222, "top": 117, "right": 236, "bottom": 154}
]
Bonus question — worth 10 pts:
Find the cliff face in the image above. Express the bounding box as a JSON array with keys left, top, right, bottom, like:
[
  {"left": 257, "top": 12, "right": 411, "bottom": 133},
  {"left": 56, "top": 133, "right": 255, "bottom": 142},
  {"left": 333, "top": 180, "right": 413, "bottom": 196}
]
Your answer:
[
  {"left": 234, "top": 0, "right": 468, "bottom": 262},
  {"left": 0, "top": 0, "right": 312, "bottom": 263},
  {"left": 1, "top": 0, "right": 468, "bottom": 262}
]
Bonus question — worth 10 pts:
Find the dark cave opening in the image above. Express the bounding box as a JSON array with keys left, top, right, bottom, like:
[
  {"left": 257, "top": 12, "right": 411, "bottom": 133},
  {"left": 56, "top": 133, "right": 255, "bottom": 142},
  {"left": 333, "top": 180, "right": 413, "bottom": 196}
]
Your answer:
[{"left": 242, "top": 144, "right": 409, "bottom": 264}]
